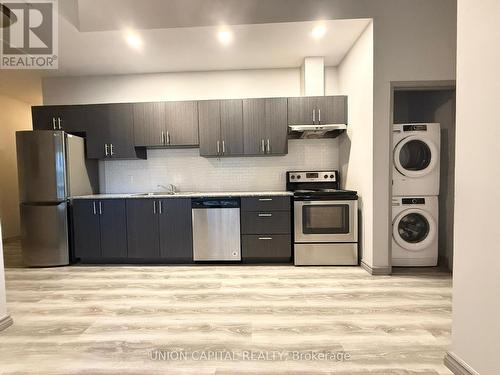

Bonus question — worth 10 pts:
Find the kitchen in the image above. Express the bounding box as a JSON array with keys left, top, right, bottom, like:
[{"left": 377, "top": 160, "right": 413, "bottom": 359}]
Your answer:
[{"left": 3, "top": 0, "right": 496, "bottom": 374}]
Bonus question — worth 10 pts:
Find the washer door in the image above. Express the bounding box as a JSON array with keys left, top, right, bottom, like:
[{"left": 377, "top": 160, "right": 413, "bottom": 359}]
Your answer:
[
  {"left": 393, "top": 208, "right": 436, "bottom": 251},
  {"left": 394, "top": 135, "right": 438, "bottom": 178}
]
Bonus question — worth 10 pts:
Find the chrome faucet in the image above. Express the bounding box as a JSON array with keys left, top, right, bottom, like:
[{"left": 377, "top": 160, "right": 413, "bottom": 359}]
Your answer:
[{"left": 157, "top": 184, "right": 177, "bottom": 194}]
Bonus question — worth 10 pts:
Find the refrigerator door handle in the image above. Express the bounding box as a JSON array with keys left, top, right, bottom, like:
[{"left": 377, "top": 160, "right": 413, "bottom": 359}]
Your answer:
[
  {"left": 104, "top": 144, "right": 109, "bottom": 157},
  {"left": 93, "top": 201, "right": 96, "bottom": 215},
  {"left": 58, "top": 117, "right": 62, "bottom": 130},
  {"left": 52, "top": 117, "right": 56, "bottom": 130},
  {"left": 99, "top": 201, "right": 102, "bottom": 215}
]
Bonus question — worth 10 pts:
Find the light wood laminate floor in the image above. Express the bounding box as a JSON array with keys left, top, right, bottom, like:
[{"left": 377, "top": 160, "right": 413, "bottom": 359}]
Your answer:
[{"left": 1, "top": 240, "right": 452, "bottom": 374}]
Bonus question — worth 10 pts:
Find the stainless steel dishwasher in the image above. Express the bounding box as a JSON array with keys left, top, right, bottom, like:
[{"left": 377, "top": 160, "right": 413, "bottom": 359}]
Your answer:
[{"left": 191, "top": 198, "right": 241, "bottom": 261}]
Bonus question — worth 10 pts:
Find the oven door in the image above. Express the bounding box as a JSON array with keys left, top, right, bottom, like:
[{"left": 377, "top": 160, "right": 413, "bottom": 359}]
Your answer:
[{"left": 294, "top": 200, "right": 358, "bottom": 243}]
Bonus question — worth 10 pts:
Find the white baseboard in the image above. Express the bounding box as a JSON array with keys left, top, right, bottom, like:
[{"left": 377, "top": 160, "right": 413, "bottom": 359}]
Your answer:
[
  {"left": 360, "top": 260, "right": 391, "bottom": 275},
  {"left": 444, "top": 351, "right": 480, "bottom": 375},
  {"left": 0, "top": 315, "right": 13, "bottom": 332}
]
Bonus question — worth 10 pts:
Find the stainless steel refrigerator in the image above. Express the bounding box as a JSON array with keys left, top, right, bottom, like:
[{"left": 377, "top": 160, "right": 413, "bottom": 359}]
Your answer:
[{"left": 16, "top": 131, "right": 98, "bottom": 266}]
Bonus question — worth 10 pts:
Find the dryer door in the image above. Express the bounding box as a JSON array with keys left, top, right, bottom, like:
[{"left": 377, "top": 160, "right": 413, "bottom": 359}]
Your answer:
[
  {"left": 393, "top": 208, "right": 437, "bottom": 251},
  {"left": 394, "top": 135, "right": 439, "bottom": 178}
]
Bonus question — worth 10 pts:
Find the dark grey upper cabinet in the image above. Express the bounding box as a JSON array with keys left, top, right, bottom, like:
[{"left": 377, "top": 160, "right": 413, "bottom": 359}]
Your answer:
[
  {"left": 243, "top": 98, "right": 287, "bottom": 155},
  {"left": 243, "top": 99, "right": 266, "bottom": 155},
  {"left": 220, "top": 99, "right": 244, "bottom": 156},
  {"left": 287, "top": 96, "right": 347, "bottom": 125},
  {"left": 165, "top": 101, "right": 199, "bottom": 146},
  {"left": 86, "top": 104, "right": 144, "bottom": 160},
  {"left": 133, "top": 102, "right": 166, "bottom": 147},
  {"left": 287, "top": 97, "right": 316, "bottom": 125},
  {"left": 266, "top": 98, "right": 288, "bottom": 155},
  {"left": 126, "top": 199, "right": 160, "bottom": 259},
  {"left": 32, "top": 105, "right": 86, "bottom": 132},
  {"left": 198, "top": 100, "right": 221, "bottom": 157},
  {"left": 72, "top": 199, "right": 127, "bottom": 260},
  {"left": 158, "top": 198, "right": 193, "bottom": 262},
  {"left": 84, "top": 104, "right": 111, "bottom": 159},
  {"left": 199, "top": 99, "right": 244, "bottom": 157},
  {"left": 316, "top": 96, "right": 348, "bottom": 124},
  {"left": 134, "top": 101, "right": 199, "bottom": 147}
]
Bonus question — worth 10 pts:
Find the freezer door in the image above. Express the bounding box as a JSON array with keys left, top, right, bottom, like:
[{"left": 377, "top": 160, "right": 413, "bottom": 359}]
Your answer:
[
  {"left": 20, "top": 202, "right": 69, "bottom": 266},
  {"left": 16, "top": 131, "right": 66, "bottom": 203}
]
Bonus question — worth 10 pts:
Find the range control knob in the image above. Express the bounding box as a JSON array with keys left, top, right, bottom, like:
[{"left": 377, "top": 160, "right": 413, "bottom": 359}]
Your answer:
[
  {"left": 290, "top": 175, "right": 295, "bottom": 180},
  {"left": 297, "top": 175, "right": 301, "bottom": 179},
  {"left": 330, "top": 174, "right": 334, "bottom": 179},
  {"left": 324, "top": 174, "right": 328, "bottom": 179}
]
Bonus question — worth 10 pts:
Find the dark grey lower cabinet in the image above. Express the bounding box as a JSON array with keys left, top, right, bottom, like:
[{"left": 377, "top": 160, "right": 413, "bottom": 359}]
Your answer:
[
  {"left": 240, "top": 195, "right": 292, "bottom": 263},
  {"left": 126, "top": 198, "right": 193, "bottom": 262},
  {"left": 242, "top": 235, "right": 291, "bottom": 262},
  {"left": 126, "top": 199, "right": 160, "bottom": 259},
  {"left": 159, "top": 199, "right": 193, "bottom": 262},
  {"left": 99, "top": 200, "right": 128, "bottom": 258},
  {"left": 72, "top": 199, "right": 127, "bottom": 261}
]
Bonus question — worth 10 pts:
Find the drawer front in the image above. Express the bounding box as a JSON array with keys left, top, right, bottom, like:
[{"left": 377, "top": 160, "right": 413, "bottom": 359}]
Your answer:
[
  {"left": 241, "top": 211, "right": 291, "bottom": 234},
  {"left": 241, "top": 196, "right": 290, "bottom": 212},
  {"left": 242, "top": 235, "right": 291, "bottom": 260}
]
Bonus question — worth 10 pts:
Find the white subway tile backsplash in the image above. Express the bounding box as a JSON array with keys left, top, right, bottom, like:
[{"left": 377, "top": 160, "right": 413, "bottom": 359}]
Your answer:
[{"left": 101, "top": 139, "right": 339, "bottom": 193}]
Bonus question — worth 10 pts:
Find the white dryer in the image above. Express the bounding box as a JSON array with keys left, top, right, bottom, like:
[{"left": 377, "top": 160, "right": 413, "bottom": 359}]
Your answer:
[
  {"left": 393, "top": 123, "right": 440, "bottom": 196},
  {"left": 392, "top": 196, "right": 438, "bottom": 267}
]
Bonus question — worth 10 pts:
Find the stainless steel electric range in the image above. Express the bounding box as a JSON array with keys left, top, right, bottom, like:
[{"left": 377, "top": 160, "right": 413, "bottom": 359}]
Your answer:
[{"left": 287, "top": 170, "right": 359, "bottom": 266}]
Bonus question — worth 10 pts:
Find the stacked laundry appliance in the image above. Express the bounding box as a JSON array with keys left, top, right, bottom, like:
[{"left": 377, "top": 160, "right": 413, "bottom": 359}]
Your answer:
[{"left": 392, "top": 123, "right": 440, "bottom": 266}]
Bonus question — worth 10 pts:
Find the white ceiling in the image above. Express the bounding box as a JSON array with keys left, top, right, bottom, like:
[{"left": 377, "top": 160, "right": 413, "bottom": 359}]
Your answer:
[{"left": 53, "top": 16, "right": 370, "bottom": 76}]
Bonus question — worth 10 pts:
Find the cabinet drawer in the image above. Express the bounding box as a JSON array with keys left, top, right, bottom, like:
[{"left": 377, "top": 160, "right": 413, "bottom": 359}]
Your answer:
[
  {"left": 241, "top": 211, "right": 291, "bottom": 234},
  {"left": 241, "top": 196, "right": 290, "bottom": 212},
  {"left": 242, "top": 235, "right": 291, "bottom": 261}
]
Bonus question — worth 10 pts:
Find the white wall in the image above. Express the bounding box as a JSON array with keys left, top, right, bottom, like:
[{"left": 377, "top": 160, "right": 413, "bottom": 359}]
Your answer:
[
  {"left": 448, "top": 0, "right": 500, "bottom": 373},
  {"left": 43, "top": 67, "right": 342, "bottom": 194},
  {"left": 337, "top": 22, "right": 373, "bottom": 266}
]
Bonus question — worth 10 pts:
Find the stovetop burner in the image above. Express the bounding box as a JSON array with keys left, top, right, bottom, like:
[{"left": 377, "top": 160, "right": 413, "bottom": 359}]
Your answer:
[{"left": 286, "top": 170, "right": 357, "bottom": 200}]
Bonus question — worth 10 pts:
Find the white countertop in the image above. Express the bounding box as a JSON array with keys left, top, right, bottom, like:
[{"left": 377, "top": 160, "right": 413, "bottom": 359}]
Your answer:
[{"left": 71, "top": 191, "right": 293, "bottom": 199}]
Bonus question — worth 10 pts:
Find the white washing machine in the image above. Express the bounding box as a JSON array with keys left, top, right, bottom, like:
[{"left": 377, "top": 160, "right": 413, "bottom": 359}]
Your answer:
[
  {"left": 393, "top": 123, "right": 440, "bottom": 196},
  {"left": 392, "top": 196, "right": 438, "bottom": 267}
]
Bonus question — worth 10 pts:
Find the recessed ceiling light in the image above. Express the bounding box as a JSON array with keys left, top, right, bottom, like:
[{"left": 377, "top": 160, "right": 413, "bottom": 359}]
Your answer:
[
  {"left": 217, "top": 29, "right": 233, "bottom": 45},
  {"left": 311, "top": 24, "right": 327, "bottom": 40},
  {"left": 125, "top": 31, "right": 143, "bottom": 50}
]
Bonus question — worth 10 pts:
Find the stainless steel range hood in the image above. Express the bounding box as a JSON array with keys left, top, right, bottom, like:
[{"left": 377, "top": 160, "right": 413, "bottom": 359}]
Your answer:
[{"left": 288, "top": 124, "right": 347, "bottom": 139}]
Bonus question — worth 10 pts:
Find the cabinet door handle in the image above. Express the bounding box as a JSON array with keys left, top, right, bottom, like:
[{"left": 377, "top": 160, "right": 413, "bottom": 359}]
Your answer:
[
  {"left": 110, "top": 144, "right": 114, "bottom": 156},
  {"left": 161, "top": 131, "right": 165, "bottom": 145},
  {"left": 92, "top": 202, "right": 97, "bottom": 215},
  {"left": 318, "top": 109, "right": 321, "bottom": 124},
  {"left": 258, "top": 198, "right": 273, "bottom": 201},
  {"left": 153, "top": 201, "right": 157, "bottom": 214},
  {"left": 104, "top": 144, "right": 109, "bottom": 156},
  {"left": 158, "top": 201, "right": 162, "bottom": 214},
  {"left": 99, "top": 202, "right": 102, "bottom": 215},
  {"left": 216, "top": 140, "right": 220, "bottom": 155},
  {"left": 266, "top": 139, "right": 270, "bottom": 154},
  {"left": 261, "top": 139, "right": 265, "bottom": 153},
  {"left": 52, "top": 118, "right": 56, "bottom": 130},
  {"left": 258, "top": 237, "right": 273, "bottom": 240},
  {"left": 312, "top": 109, "right": 315, "bottom": 124},
  {"left": 167, "top": 131, "right": 170, "bottom": 145},
  {"left": 222, "top": 140, "right": 226, "bottom": 154},
  {"left": 258, "top": 213, "right": 272, "bottom": 217},
  {"left": 58, "top": 117, "right": 62, "bottom": 129}
]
